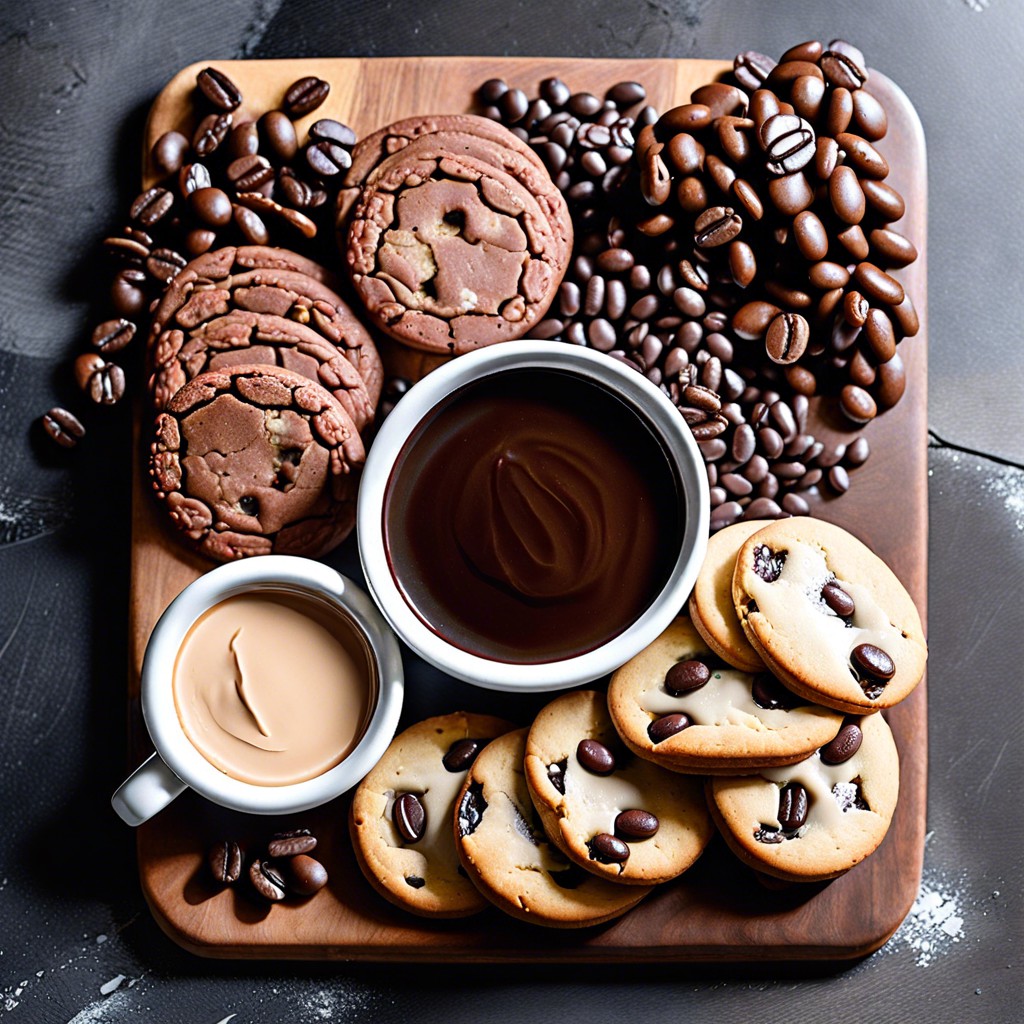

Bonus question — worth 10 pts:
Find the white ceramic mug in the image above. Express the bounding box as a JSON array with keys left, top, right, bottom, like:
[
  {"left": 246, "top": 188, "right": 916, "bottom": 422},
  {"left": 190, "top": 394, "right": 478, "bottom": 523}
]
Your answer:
[
  {"left": 358, "top": 341, "right": 710, "bottom": 692},
  {"left": 111, "top": 555, "right": 404, "bottom": 826}
]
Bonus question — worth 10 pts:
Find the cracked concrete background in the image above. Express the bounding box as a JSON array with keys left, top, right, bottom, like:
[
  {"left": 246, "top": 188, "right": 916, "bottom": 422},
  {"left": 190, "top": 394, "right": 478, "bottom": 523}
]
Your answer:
[{"left": 0, "top": 1, "right": 1021, "bottom": 1022}]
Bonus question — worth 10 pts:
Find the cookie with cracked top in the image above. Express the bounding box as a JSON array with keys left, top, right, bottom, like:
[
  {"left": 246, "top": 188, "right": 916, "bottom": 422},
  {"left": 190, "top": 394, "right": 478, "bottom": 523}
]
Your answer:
[
  {"left": 454, "top": 728, "right": 652, "bottom": 928},
  {"left": 732, "top": 517, "right": 927, "bottom": 714},
  {"left": 608, "top": 617, "right": 843, "bottom": 774},
  {"left": 348, "top": 712, "right": 515, "bottom": 918},
  {"left": 524, "top": 690, "right": 713, "bottom": 886},
  {"left": 344, "top": 114, "right": 571, "bottom": 353},
  {"left": 148, "top": 364, "right": 363, "bottom": 561},
  {"left": 148, "top": 244, "right": 382, "bottom": 409},
  {"left": 708, "top": 711, "right": 900, "bottom": 882}
]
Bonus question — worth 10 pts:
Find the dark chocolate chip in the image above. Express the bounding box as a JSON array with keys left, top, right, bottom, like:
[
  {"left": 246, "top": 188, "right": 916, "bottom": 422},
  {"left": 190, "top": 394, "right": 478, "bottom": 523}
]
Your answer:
[
  {"left": 665, "top": 659, "right": 711, "bottom": 696},
  {"left": 820, "top": 720, "right": 864, "bottom": 764},
  {"left": 443, "top": 738, "right": 483, "bottom": 773},
  {"left": 821, "top": 581, "right": 856, "bottom": 618},
  {"left": 778, "top": 782, "right": 809, "bottom": 831},
  {"left": 588, "top": 832, "right": 630, "bottom": 864},
  {"left": 547, "top": 758, "right": 567, "bottom": 794},
  {"left": 851, "top": 643, "right": 895, "bottom": 681},
  {"left": 393, "top": 792, "right": 426, "bottom": 843},
  {"left": 576, "top": 738, "right": 616, "bottom": 775},
  {"left": 615, "top": 809, "right": 659, "bottom": 840},
  {"left": 648, "top": 713, "right": 691, "bottom": 743}
]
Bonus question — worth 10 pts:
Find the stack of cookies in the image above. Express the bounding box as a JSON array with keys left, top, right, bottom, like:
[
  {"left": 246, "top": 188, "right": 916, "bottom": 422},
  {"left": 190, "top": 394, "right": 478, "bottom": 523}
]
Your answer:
[
  {"left": 349, "top": 518, "right": 926, "bottom": 927},
  {"left": 146, "top": 244, "right": 382, "bottom": 561}
]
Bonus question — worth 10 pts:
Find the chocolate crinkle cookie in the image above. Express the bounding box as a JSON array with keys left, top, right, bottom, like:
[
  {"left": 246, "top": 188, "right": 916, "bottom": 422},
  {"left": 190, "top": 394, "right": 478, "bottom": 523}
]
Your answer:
[
  {"left": 149, "top": 364, "right": 364, "bottom": 561},
  {"left": 341, "top": 114, "right": 572, "bottom": 354}
]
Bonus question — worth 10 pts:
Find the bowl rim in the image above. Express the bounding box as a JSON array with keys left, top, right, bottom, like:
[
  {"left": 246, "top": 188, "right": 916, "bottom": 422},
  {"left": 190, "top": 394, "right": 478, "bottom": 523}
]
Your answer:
[{"left": 357, "top": 341, "right": 709, "bottom": 692}]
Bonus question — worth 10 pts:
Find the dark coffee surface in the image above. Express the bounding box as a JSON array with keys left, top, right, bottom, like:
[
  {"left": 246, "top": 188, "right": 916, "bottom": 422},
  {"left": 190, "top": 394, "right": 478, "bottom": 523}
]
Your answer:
[
  {"left": 385, "top": 370, "right": 680, "bottom": 661},
  {"left": 1, "top": 1, "right": 1022, "bottom": 1022}
]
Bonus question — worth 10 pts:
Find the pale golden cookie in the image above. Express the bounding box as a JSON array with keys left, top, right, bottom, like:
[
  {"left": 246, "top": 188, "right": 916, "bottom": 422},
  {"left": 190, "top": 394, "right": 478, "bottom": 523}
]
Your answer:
[
  {"left": 349, "top": 712, "right": 515, "bottom": 918},
  {"left": 708, "top": 712, "right": 900, "bottom": 882},
  {"left": 688, "top": 519, "right": 770, "bottom": 672},
  {"left": 732, "top": 517, "right": 927, "bottom": 714},
  {"left": 524, "top": 690, "right": 713, "bottom": 886},
  {"left": 608, "top": 617, "right": 843, "bottom": 773},
  {"left": 454, "top": 729, "right": 651, "bottom": 928}
]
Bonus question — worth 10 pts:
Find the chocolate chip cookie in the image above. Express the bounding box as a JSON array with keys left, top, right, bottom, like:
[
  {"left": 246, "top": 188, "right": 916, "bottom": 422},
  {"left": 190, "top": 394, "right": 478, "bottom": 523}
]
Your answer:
[
  {"left": 149, "top": 364, "right": 364, "bottom": 561},
  {"left": 524, "top": 690, "right": 713, "bottom": 886},
  {"left": 455, "top": 729, "right": 652, "bottom": 928},
  {"left": 348, "top": 712, "right": 515, "bottom": 918},
  {"left": 149, "top": 244, "right": 382, "bottom": 408},
  {"left": 732, "top": 517, "right": 928, "bottom": 714},
  {"left": 608, "top": 617, "right": 844, "bottom": 773},
  {"left": 688, "top": 520, "right": 771, "bottom": 672},
  {"left": 708, "top": 712, "right": 900, "bottom": 882},
  {"left": 344, "top": 114, "right": 571, "bottom": 353}
]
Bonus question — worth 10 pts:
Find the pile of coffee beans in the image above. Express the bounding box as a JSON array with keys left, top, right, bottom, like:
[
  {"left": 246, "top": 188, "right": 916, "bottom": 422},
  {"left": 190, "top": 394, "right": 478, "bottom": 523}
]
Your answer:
[
  {"left": 40, "top": 66, "right": 356, "bottom": 448},
  {"left": 208, "top": 827, "right": 329, "bottom": 903},
  {"left": 476, "top": 41, "right": 918, "bottom": 529}
]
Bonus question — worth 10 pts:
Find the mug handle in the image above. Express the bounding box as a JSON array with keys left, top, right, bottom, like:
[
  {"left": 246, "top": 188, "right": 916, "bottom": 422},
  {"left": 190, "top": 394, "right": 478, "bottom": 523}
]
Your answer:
[{"left": 111, "top": 753, "right": 187, "bottom": 826}]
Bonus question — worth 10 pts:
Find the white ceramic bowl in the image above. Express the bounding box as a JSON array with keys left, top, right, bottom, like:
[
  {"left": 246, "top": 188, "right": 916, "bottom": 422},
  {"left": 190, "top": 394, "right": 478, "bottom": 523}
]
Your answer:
[
  {"left": 111, "top": 556, "right": 404, "bottom": 825},
  {"left": 358, "top": 341, "right": 709, "bottom": 692}
]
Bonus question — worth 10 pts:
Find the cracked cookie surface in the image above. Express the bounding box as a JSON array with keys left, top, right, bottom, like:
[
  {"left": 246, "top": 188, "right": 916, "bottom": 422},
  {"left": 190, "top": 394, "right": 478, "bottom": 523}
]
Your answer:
[
  {"left": 524, "top": 690, "right": 713, "bottom": 886},
  {"left": 148, "top": 244, "right": 382, "bottom": 410},
  {"left": 149, "top": 364, "right": 363, "bottom": 561},
  {"left": 348, "top": 712, "right": 515, "bottom": 918},
  {"left": 708, "top": 711, "right": 900, "bottom": 882},
  {"left": 343, "top": 115, "right": 571, "bottom": 353},
  {"left": 732, "top": 517, "right": 928, "bottom": 714},
  {"left": 608, "top": 617, "right": 843, "bottom": 773},
  {"left": 454, "top": 729, "right": 651, "bottom": 928}
]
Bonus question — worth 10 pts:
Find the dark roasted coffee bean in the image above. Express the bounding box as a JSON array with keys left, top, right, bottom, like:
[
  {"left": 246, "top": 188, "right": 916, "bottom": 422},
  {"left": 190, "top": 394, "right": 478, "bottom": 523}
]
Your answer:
[
  {"left": 835, "top": 132, "right": 889, "bottom": 180},
  {"left": 848, "top": 349, "right": 876, "bottom": 388},
  {"left": 778, "top": 782, "right": 809, "bottom": 831},
  {"left": 193, "top": 112, "right": 232, "bottom": 157},
  {"left": 607, "top": 80, "right": 645, "bottom": 107},
  {"left": 227, "top": 153, "right": 274, "bottom": 193},
  {"left": 734, "top": 51, "right": 776, "bottom": 90},
  {"left": 85, "top": 357, "right": 125, "bottom": 405},
  {"left": 208, "top": 839, "right": 243, "bottom": 884},
  {"left": 732, "top": 299, "right": 780, "bottom": 340},
  {"left": 821, "top": 43, "right": 868, "bottom": 90},
  {"left": 821, "top": 581, "right": 855, "bottom": 617},
  {"left": 576, "top": 738, "right": 616, "bottom": 775},
  {"left": 791, "top": 74, "right": 826, "bottom": 121},
  {"left": 768, "top": 171, "right": 813, "bottom": 215},
  {"left": 536, "top": 77, "right": 568, "bottom": 107},
  {"left": 837, "top": 223, "right": 870, "bottom": 260},
  {"left": 665, "top": 659, "right": 711, "bottom": 695},
  {"left": 41, "top": 407, "right": 84, "bottom": 449},
  {"left": 659, "top": 102, "right": 712, "bottom": 134},
  {"left": 588, "top": 832, "right": 630, "bottom": 864},
  {"left": 726, "top": 238, "right": 757, "bottom": 288},
  {"left": 102, "top": 233, "right": 149, "bottom": 263},
  {"left": 864, "top": 308, "right": 897, "bottom": 362},
  {"left": 308, "top": 118, "right": 356, "bottom": 148},
  {"left": 498, "top": 87, "right": 529, "bottom": 122},
  {"left": 91, "top": 318, "right": 136, "bottom": 354},
  {"left": 185, "top": 227, "right": 217, "bottom": 256},
  {"left": 306, "top": 140, "right": 352, "bottom": 177},
  {"left": 226, "top": 120, "right": 260, "bottom": 161},
  {"left": 146, "top": 246, "right": 187, "bottom": 285},
  {"left": 765, "top": 312, "right": 809, "bottom": 365},
  {"left": 258, "top": 110, "right": 298, "bottom": 163},
  {"left": 283, "top": 75, "right": 330, "bottom": 118},
  {"left": 284, "top": 854, "right": 328, "bottom": 896},
  {"left": 759, "top": 114, "right": 815, "bottom": 176},
  {"left": 615, "top": 809, "right": 659, "bottom": 840},
  {"left": 785, "top": 364, "right": 817, "bottom": 396},
  {"left": 393, "top": 792, "right": 426, "bottom": 843},
  {"left": 233, "top": 203, "right": 269, "bottom": 244},
  {"left": 706, "top": 153, "right": 737, "bottom": 192},
  {"left": 854, "top": 262, "right": 905, "bottom": 307},
  {"left": 268, "top": 829, "right": 317, "bottom": 858},
  {"left": 839, "top": 383, "right": 877, "bottom": 425},
  {"left": 766, "top": 59, "right": 823, "bottom": 90},
  {"left": 277, "top": 167, "right": 326, "bottom": 210},
  {"left": 179, "top": 161, "right": 212, "bottom": 196},
  {"left": 730, "top": 178, "right": 764, "bottom": 222},
  {"left": 820, "top": 721, "right": 864, "bottom": 764},
  {"left": 691, "top": 82, "right": 746, "bottom": 118},
  {"left": 744, "top": 497, "right": 783, "bottom": 520},
  {"left": 791, "top": 209, "right": 828, "bottom": 262},
  {"left": 249, "top": 859, "right": 287, "bottom": 901},
  {"left": 875, "top": 352, "right": 907, "bottom": 408},
  {"left": 74, "top": 352, "right": 104, "bottom": 391},
  {"left": 111, "top": 267, "right": 147, "bottom": 318},
  {"left": 189, "top": 186, "right": 233, "bottom": 227},
  {"left": 710, "top": 501, "right": 743, "bottom": 529},
  {"left": 890, "top": 293, "right": 920, "bottom": 337},
  {"left": 748, "top": 88, "right": 781, "bottom": 128},
  {"left": 666, "top": 132, "right": 703, "bottom": 175},
  {"left": 694, "top": 205, "right": 742, "bottom": 248},
  {"left": 860, "top": 178, "right": 905, "bottom": 221},
  {"left": 782, "top": 492, "right": 810, "bottom": 515},
  {"left": 640, "top": 143, "right": 671, "bottom": 206},
  {"left": 843, "top": 290, "right": 870, "bottom": 327},
  {"left": 869, "top": 228, "right": 918, "bottom": 268},
  {"left": 478, "top": 78, "right": 508, "bottom": 105},
  {"left": 197, "top": 66, "right": 242, "bottom": 111},
  {"left": 130, "top": 187, "right": 173, "bottom": 228},
  {"left": 852, "top": 643, "right": 895, "bottom": 681},
  {"left": 151, "top": 130, "right": 189, "bottom": 177},
  {"left": 829, "top": 165, "right": 866, "bottom": 224},
  {"left": 809, "top": 261, "right": 850, "bottom": 290},
  {"left": 443, "top": 738, "right": 482, "bottom": 773},
  {"left": 648, "top": 713, "right": 690, "bottom": 743}
]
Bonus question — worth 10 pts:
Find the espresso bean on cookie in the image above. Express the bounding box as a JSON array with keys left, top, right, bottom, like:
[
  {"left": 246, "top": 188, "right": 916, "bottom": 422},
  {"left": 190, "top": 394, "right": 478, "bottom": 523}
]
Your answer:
[
  {"left": 455, "top": 729, "right": 652, "bottom": 928},
  {"left": 524, "top": 690, "right": 713, "bottom": 886},
  {"left": 708, "top": 711, "right": 900, "bottom": 882},
  {"left": 149, "top": 364, "right": 364, "bottom": 561},
  {"left": 731, "top": 517, "right": 927, "bottom": 713},
  {"left": 349, "top": 712, "right": 515, "bottom": 918},
  {"left": 608, "top": 617, "right": 843, "bottom": 773}
]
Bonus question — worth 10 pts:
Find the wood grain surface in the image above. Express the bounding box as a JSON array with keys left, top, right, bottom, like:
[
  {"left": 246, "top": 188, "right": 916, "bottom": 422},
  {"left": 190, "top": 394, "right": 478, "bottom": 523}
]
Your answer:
[{"left": 131, "top": 56, "right": 928, "bottom": 961}]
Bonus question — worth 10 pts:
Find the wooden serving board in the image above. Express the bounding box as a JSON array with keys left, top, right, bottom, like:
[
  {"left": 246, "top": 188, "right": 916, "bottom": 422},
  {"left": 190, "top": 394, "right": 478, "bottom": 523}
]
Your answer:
[{"left": 130, "top": 57, "right": 928, "bottom": 961}]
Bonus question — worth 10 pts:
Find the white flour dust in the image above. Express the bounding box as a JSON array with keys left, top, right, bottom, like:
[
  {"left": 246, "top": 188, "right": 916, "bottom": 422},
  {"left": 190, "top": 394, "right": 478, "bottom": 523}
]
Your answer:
[{"left": 929, "top": 452, "right": 1024, "bottom": 532}]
